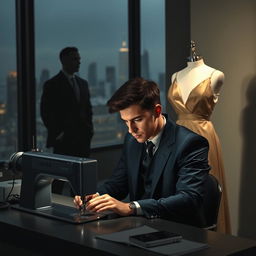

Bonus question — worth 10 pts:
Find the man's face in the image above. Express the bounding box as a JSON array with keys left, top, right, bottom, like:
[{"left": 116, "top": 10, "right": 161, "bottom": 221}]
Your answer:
[
  {"left": 120, "top": 104, "right": 160, "bottom": 143},
  {"left": 62, "top": 51, "right": 81, "bottom": 74}
]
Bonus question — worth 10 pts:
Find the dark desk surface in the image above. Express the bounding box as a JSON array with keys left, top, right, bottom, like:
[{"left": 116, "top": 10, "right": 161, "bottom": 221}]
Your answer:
[{"left": 0, "top": 196, "right": 256, "bottom": 256}]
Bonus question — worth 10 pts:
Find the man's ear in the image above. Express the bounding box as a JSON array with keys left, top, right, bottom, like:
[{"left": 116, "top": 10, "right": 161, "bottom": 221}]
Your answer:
[{"left": 154, "top": 104, "right": 162, "bottom": 117}]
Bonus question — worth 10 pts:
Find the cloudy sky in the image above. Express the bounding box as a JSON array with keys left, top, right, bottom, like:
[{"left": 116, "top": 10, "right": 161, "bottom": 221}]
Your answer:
[{"left": 0, "top": 0, "right": 165, "bottom": 86}]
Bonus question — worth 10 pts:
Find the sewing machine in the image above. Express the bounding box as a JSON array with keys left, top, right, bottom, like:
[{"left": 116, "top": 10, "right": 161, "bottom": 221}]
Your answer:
[{"left": 10, "top": 151, "right": 104, "bottom": 223}]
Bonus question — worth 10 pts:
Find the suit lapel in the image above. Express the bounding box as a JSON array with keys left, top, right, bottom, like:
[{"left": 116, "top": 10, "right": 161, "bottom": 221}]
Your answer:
[
  {"left": 149, "top": 120, "right": 177, "bottom": 197},
  {"left": 127, "top": 136, "right": 144, "bottom": 198},
  {"left": 74, "top": 76, "right": 82, "bottom": 104},
  {"left": 59, "top": 71, "right": 79, "bottom": 104}
]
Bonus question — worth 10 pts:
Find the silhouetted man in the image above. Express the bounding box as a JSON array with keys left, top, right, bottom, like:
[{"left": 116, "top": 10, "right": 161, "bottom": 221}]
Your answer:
[{"left": 40, "top": 47, "right": 93, "bottom": 158}]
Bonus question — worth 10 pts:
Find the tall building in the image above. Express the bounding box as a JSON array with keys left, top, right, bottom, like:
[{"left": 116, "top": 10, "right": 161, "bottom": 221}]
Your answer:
[
  {"left": 0, "top": 83, "right": 5, "bottom": 103},
  {"left": 6, "top": 71, "right": 17, "bottom": 118},
  {"left": 141, "top": 49, "right": 150, "bottom": 79},
  {"left": 118, "top": 41, "right": 128, "bottom": 88},
  {"left": 106, "top": 66, "right": 116, "bottom": 95},
  {"left": 98, "top": 80, "right": 105, "bottom": 98},
  {"left": 0, "top": 103, "right": 6, "bottom": 129},
  {"left": 88, "top": 62, "right": 98, "bottom": 87}
]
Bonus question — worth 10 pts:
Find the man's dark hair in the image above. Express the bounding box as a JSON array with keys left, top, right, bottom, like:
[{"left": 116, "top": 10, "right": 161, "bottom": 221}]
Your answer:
[
  {"left": 59, "top": 47, "right": 78, "bottom": 63},
  {"left": 107, "top": 77, "right": 161, "bottom": 113}
]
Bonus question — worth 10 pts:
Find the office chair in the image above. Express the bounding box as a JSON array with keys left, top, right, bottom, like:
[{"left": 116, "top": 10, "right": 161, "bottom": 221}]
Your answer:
[{"left": 203, "top": 174, "right": 222, "bottom": 231}]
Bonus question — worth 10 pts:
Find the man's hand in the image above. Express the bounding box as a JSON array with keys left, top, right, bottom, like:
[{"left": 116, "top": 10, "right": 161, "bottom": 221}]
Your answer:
[
  {"left": 73, "top": 193, "right": 99, "bottom": 210},
  {"left": 74, "top": 194, "right": 133, "bottom": 216}
]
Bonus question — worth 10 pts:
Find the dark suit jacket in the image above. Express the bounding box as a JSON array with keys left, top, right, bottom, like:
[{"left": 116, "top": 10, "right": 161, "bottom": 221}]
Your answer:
[
  {"left": 40, "top": 71, "right": 93, "bottom": 157},
  {"left": 98, "top": 119, "right": 210, "bottom": 227}
]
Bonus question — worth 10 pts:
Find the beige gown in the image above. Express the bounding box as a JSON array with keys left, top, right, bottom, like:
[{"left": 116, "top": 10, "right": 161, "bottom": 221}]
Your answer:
[{"left": 168, "top": 72, "right": 231, "bottom": 234}]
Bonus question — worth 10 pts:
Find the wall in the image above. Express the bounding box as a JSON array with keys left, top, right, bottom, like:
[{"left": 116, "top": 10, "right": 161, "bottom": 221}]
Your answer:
[{"left": 191, "top": 0, "right": 256, "bottom": 237}]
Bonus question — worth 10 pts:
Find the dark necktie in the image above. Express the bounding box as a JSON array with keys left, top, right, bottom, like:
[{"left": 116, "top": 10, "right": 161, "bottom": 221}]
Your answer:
[
  {"left": 71, "top": 77, "right": 80, "bottom": 102},
  {"left": 142, "top": 141, "right": 155, "bottom": 171},
  {"left": 138, "top": 141, "right": 155, "bottom": 199}
]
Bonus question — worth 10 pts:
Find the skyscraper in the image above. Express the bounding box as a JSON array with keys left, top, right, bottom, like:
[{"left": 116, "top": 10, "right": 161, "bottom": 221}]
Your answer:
[
  {"left": 0, "top": 103, "right": 6, "bottom": 128},
  {"left": 118, "top": 41, "right": 128, "bottom": 88},
  {"left": 0, "top": 83, "right": 5, "bottom": 103},
  {"left": 6, "top": 71, "right": 17, "bottom": 118},
  {"left": 141, "top": 49, "right": 150, "bottom": 79},
  {"left": 106, "top": 66, "right": 116, "bottom": 95},
  {"left": 88, "top": 62, "right": 98, "bottom": 87}
]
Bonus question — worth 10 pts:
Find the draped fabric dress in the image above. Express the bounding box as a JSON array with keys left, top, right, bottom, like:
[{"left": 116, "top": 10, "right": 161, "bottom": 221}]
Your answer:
[{"left": 168, "top": 72, "right": 231, "bottom": 234}]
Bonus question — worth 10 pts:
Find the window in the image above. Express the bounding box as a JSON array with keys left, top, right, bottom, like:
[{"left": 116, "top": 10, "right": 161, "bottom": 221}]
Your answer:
[
  {"left": 0, "top": 1, "right": 166, "bottom": 155},
  {"left": 0, "top": 0, "right": 17, "bottom": 159},
  {"left": 141, "top": 0, "right": 166, "bottom": 109},
  {"left": 35, "top": 0, "right": 128, "bottom": 150}
]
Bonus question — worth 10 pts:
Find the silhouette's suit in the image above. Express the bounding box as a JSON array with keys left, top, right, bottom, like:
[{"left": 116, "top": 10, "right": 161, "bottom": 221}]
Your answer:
[
  {"left": 98, "top": 118, "right": 210, "bottom": 227},
  {"left": 40, "top": 71, "right": 93, "bottom": 157}
]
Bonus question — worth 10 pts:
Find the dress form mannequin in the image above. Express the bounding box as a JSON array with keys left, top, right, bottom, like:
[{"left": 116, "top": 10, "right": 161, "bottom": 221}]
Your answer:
[
  {"left": 168, "top": 41, "right": 231, "bottom": 234},
  {"left": 171, "top": 59, "right": 224, "bottom": 103},
  {"left": 171, "top": 41, "right": 224, "bottom": 103}
]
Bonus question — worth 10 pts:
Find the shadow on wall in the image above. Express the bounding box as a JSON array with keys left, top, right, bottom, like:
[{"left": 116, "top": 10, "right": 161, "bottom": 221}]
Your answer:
[{"left": 238, "top": 76, "right": 256, "bottom": 239}]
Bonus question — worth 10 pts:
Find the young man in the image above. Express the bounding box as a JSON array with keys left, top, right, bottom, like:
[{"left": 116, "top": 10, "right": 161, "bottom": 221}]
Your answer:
[{"left": 74, "top": 77, "right": 210, "bottom": 227}]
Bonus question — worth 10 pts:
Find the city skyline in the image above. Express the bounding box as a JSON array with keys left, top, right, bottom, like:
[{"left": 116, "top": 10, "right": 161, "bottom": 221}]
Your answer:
[
  {"left": 0, "top": 42, "right": 165, "bottom": 153},
  {"left": 0, "top": 31, "right": 165, "bottom": 102},
  {"left": 0, "top": 0, "right": 165, "bottom": 86},
  {"left": 0, "top": 43, "right": 165, "bottom": 105}
]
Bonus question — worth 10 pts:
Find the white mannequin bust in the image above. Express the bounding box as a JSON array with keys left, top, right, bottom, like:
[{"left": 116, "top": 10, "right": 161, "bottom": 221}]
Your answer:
[{"left": 171, "top": 59, "right": 224, "bottom": 104}]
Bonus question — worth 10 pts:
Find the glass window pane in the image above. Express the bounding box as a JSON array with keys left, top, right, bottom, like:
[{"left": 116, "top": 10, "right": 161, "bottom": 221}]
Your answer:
[
  {"left": 35, "top": 0, "right": 128, "bottom": 152},
  {"left": 141, "top": 0, "right": 166, "bottom": 109},
  {"left": 0, "top": 1, "right": 17, "bottom": 160}
]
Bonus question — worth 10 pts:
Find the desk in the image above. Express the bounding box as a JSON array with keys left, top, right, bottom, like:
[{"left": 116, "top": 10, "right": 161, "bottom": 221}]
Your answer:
[{"left": 0, "top": 197, "right": 256, "bottom": 256}]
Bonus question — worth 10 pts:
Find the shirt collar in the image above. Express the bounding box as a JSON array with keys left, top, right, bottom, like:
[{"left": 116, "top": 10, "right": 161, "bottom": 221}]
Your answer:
[
  {"left": 62, "top": 69, "right": 75, "bottom": 80},
  {"left": 147, "top": 115, "right": 166, "bottom": 152}
]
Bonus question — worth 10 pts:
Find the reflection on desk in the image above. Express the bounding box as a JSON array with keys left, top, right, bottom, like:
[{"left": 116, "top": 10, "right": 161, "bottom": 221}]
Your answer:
[{"left": 0, "top": 195, "right": 256, "bottom": 256}]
